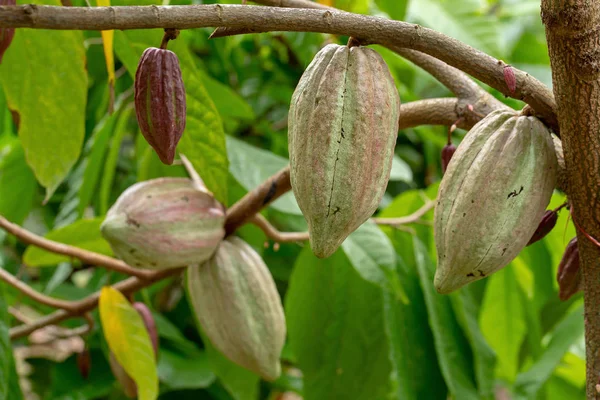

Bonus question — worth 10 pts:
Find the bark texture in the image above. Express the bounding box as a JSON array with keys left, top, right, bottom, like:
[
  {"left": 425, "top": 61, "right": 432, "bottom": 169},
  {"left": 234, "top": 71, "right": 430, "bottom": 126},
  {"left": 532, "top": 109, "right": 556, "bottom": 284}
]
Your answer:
[{"left": 542, "top": 1, "right": 600, "bottom": 397}]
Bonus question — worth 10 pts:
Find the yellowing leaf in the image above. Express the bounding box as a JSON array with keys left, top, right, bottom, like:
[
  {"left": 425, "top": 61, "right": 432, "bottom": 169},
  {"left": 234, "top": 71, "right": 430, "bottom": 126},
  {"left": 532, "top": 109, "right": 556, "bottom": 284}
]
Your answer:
[
  {"left": 99, "top": 287, "right": 158, "bottom": 400},
  {"left": 97, "top": 0, "right": 115, "bottom": 111}
]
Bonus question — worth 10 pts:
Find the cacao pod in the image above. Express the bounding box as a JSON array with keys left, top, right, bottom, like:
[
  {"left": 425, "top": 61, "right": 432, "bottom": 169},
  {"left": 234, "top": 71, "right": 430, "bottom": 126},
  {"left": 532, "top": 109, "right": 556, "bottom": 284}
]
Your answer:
[
  {"left": 108, "top": 302, "right": 159, "bottom": 398},
  {"left": 187, "top": 236, "right": 286, "bottom": 381},
  {"left": 441, "top": 143, "right": 456, "bottom": 173},
  {"left": 527, "top": 209, "right": 558, "bottom": 246},
  {"left": 76, "top": 348, "right": 91, "bottom": 380},
  {"left": 434, "top": 109, "right": 557, "bottom": 294},
  {"left": 101, "top": 177, "right": 225, "bottom": 270},
  {"left": 0, "top": 0, "right": 15, "bottom": 64},
  {"left": 557, "top": 237, "right": 581, "bottom": 301},
  {"left": 288, "top": 44, "right": 401, "bottom": 258},
  {"left": 134, "top": 47, "right": 186, "bottom": 165}
]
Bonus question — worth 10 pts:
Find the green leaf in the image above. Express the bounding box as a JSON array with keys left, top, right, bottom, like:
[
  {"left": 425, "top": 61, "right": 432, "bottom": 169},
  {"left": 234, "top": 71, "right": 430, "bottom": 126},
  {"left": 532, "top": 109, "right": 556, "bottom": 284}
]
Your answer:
[
  {"left": 514, "top": 304, "right": 585, "bottom": 399},
  {"left": 99, "top": 105, "right": 134, "bottom": 215},
  {"left": 388, "top": 155, "right": 413, "bottom": 183},
  {"left": 285, "top": 247, "right": 394, "bottom": 399},
  {"left": 0, "top": 283, "right": 11, "bottom": 400},
  {"left": 451, "top": 285, "right": 497, "bottom": 399},
  {"left": 99, "top": 287, "right": 158, "bottom": 400},
  {"left": 227, "top": 136, "right": 300, "bottom": 215},
  {"left": 0, "top": 0, "right": 87, "bottom": 199},
  {"left": 479, "top": 266, "right": 527, "bottom": 383},
  {"left": 342, "top": 222, "right": 407, "bottom": 302},
  {"left": 200, "top": 72, "right": 254, "bottom": 121},
  {"left": 383, "top": 254, "right": 447, "bottom": 399},
  {"left": 375, "top": 0, "right": 409, "bottom": 20},
  {"left": 413, "top": 237, "right": 479, "bottom": 400},
  {"left": 0, "top": 136, "right": 36, "bottom": 224},
  {"left": 407, "top": 0, "right": 501, "bottom": 56},
  {"left": 23, "top": 218, "right": 112, "bottom": 267},
  {"left": 158, "top": 347, "right": 216, "bottom": 390}
]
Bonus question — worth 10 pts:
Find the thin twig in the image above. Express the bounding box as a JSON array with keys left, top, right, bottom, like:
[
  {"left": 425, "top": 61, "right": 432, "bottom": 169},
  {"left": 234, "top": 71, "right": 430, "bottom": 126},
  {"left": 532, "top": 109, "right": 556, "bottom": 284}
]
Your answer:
[
  {"left": 250, "top": 214, "right": 309, "bottom": 242},
  {"left": 0, "top": 268, "right": 78, "bottom": 312},
  {"left": 0, "top": 216, "right": 154, "bottom": 280},
  {"left": 372, "top": 201, "right": 435, "bottom": 227}
]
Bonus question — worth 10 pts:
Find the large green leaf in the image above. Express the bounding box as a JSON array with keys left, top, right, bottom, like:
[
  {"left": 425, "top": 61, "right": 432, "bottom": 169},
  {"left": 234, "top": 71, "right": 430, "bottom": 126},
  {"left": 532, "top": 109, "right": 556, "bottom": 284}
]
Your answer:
[
  {"left": 514, "top": 304, "right": 585, "bottom": 399},
  {"left": 407, "top": 0, "right": 502, "bottom": 57},
  {"left": 413, "top": 237, "right": 479, "bottom": 400},
  {"left": 158, "top": 347, "right": 215, "bottom": 390},
  {"left": 375, "top": 0, "right": 409, "bottom": 20},
  {"left": 23, "top": 218, "right": 112, "bottom": 266},
  {"left": 285, "top": 247, "right": 394, "bottom": 400},
  {"left": 0, "top": 135, "right": 36, "bottom": 224},
  {"left": 342, "top": 222, "right": 406, "bottom": 301},
  {"left": 99, "top": 287, "right": 158, "bottom": 400},
  {"left": 0, "top": 0, "right": 87, "bottom": 199},
  {"left": 479, "top": 266, "right": 527, "bottom": 383},
  {"left": 226, "top": 136, "right": 300, "bottom": 215}
]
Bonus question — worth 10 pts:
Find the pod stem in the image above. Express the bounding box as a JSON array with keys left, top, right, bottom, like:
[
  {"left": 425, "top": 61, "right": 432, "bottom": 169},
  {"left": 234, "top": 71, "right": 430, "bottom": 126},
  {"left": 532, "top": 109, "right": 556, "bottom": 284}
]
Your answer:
[
  {"left": 160, "top": 29, "right": 180, "bottom": 50},
  {"left": 347, "top": 37, "right": 362, "bottom": 48}
]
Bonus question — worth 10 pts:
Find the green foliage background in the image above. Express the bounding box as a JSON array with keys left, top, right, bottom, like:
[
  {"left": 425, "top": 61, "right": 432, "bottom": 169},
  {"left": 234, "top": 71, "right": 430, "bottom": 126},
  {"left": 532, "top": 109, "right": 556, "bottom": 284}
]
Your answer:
[{"left": 0, "top": 0, "right": 584, "bottom": 399}]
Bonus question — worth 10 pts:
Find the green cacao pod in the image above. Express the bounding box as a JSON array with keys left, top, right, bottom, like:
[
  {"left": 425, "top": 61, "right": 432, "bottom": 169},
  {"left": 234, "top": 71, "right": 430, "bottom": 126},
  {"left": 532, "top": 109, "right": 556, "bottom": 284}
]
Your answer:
[
  {"left": 187, "top": 236, "right": 286, "bottom": 381},
  {"left": 288, "top": 44, "right": 401, "bottom": 258},
  {"left": 101, "top": 178, "right": 225, "bottom": 270},
  {"left": 0, "top": 0, "right": 15, "bottom": 64},
  {"left": 134, "top": 47, "right": 186, "bottom": 165},
  {"left": 108, "top": 302, "right": 159, "bottom": 398},
  {"left": 434, "top": 109, "right": 557, "bottom": 293}
]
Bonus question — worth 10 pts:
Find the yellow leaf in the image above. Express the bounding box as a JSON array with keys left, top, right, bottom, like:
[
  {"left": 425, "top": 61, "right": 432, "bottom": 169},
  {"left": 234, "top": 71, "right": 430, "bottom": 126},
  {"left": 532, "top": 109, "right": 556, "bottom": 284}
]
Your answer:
[
  {"left": 96, "top": 0, "right": 114, "bottom": 111},
  {"left": 99, "top": 287, "right": 158, "bottom": 400},
  {"left": 317, "top": 0, "right": 334, "bottom": 5}
]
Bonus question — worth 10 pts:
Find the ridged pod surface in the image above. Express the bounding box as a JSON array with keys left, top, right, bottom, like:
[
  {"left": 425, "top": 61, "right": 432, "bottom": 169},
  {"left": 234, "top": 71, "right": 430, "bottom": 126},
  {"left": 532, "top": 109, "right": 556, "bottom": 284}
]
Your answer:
[
  {"left": 288, "top": 44, "right": 401, "bottom": 258},
  {"left": 101, "top": 178, "right": 225, "bottom": 270},
  {"left": 434, "top": 109, "right": 557, "bottom": 294},
  {"left": 0, "top": 0, "right": 15, "bottom": 64},
  {"left": 187, "top": 237, "right": 286, "bottom": 381},
  {"left": 134, "top": 47, "right": 186, "bottom": 165}
]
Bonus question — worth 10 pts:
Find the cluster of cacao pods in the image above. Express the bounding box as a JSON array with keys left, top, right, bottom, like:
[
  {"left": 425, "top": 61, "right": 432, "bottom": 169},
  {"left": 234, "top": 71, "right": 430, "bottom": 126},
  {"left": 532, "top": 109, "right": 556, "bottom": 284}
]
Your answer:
[
  {"left": 108, "top": 302, "right": 159, "bottom": 398},
  {"left": 0, "top": 0, "right": 15, "bottom": 63},
  {"left": 187, "top": 236, "right": 286, "bottom": 381},
  {"left": 434, "top": 109, "right": 558, "bottom": 293},
  {"left": 134, "top": 43, "right": 186, "bottom": 165},
  {"left": 100, "top": 177, "right": 225, "bottom": 270},
  {"left": 288, "top": 42, "right": 401, "bottom": 258}
]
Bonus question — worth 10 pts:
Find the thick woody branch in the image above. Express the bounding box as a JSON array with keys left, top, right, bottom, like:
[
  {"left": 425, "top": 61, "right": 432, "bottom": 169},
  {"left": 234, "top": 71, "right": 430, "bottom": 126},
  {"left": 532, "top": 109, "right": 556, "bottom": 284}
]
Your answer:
[
  {"left": 0, "top": 216, "right": 154, "bottom": 280},
  {"left": 0, "top": 4, "right": 558, "bottom": 131}
]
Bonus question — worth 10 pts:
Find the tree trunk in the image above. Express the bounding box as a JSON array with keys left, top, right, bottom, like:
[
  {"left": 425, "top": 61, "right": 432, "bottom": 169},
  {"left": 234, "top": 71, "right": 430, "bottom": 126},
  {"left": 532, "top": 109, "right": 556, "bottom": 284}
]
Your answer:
[{"left": 541, "top": 1, "right": 600, "bottom": 398}]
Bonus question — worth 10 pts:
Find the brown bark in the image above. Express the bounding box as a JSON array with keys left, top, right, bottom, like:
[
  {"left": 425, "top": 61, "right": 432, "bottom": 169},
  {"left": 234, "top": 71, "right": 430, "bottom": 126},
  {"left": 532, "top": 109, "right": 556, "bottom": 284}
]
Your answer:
[{"left": 542, "top": 1, "right": 600, "bottom": 397}]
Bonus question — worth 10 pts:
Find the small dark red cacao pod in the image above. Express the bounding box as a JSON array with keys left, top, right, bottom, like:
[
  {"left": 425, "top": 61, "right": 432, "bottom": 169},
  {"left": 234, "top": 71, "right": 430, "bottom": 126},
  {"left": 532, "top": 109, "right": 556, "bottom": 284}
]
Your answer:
[
  {"left": 441, "top": 143, "right": 456, "bottom": 173},
  {"left": 0, "top": 0, "right": 16, "bottom": 64},
  {"left": 132, "top": 302, "right": 159, "bottom": 358},
  {"left": 134, "top": 47, "right": 186, "bottom": 165},
  {"left": 557, "top": 237, "right": 581, "bottom": 301},
  {"left": 503, "top": 65, "right": 516, "bottom": 94},
  {"left": 76, "top": 348, "right": 92, "bottom": 380},
  {"left": 527, "top": 209, "right": 558, "bottom": 246}
]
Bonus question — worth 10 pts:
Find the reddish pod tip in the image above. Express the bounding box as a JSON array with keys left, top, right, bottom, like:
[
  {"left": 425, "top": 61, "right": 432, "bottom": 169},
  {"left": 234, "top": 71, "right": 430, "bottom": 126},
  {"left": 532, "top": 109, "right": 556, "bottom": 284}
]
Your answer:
[
  {"left": 441, "top": 143, "right": 457, "bottom": 173},
  {"left": 527, "top": 210, "right": 558, "bottom": 246}
]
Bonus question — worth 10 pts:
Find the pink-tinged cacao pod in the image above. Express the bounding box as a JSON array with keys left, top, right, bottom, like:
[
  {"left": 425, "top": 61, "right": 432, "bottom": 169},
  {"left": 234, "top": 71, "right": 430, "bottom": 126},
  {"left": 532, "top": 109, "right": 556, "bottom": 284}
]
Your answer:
[
  {"left": 134, "top": 47, "right": 186, "bottom": 165},
  {"left": 187, "top": 237, "right": 286, "bottom": 381},
  {"left": 527, "top": 209, "right": 558, "bottom": 246},
  {"left": 0, "top": 0, "right": 15, "bottom": 64},
  {"left": 288, "top": 44, "right": 401, "bottom": 258},
  {"left": 108, "top": 302, "right": 159, "bottom": 398},
  {"left": 101, "top": 177, "right": 225, "bottom": 270},
  {"left": 434, "top": 109, "right": 557, "bottom": 293},
  {"left": 441, "top": 143, "right": 456, "bottom": 173},
  {"left": 557, "top": 237, "right": 581, "bottom": 301}
]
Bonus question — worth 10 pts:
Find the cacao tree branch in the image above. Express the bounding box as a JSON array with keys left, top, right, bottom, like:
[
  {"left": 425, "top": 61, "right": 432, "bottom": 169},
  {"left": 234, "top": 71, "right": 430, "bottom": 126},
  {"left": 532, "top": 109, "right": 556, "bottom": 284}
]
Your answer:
[
  {"left": 0, "top": 268, "right": 79, "bottom": 312},
  {"left": 0, "top": 4, "right": 558, "bottom": 131},
  {"left": 250, "top": 214, "right": 309, "bottom": 242},
  {"left": 0, "top": 216, "right": 155, "bottom": 280},
  {"left": 541, "top": 1, "right": 600, "bottom": 397},
  {"left": 372, "top": 201, "right": 435, "bottom": 227}
]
